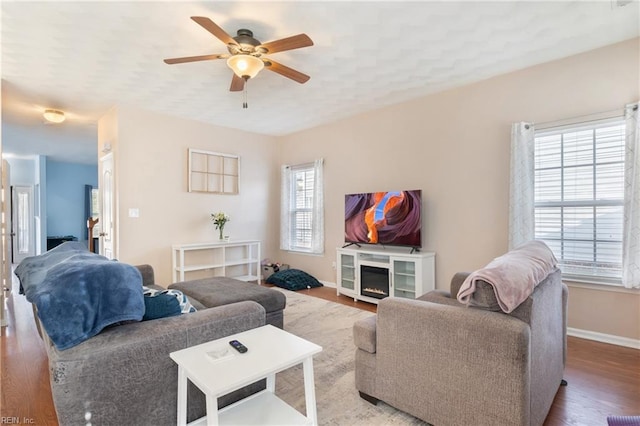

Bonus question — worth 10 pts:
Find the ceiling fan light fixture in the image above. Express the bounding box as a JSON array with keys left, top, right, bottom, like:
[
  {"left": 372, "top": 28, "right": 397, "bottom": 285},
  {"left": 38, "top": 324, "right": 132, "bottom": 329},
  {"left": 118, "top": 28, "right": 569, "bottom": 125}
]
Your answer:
[
  {"left": 227, "top": 54, "right": 264, "bottom": 79},
  {"left": 43, "top": 109, "right": 65, "bottom": 123}
]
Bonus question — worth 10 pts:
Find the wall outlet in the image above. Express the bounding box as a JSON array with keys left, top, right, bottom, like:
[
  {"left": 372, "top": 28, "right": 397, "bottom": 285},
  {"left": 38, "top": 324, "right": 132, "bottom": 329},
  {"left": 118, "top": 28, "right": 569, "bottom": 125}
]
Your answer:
[
  {"left": 332, "top": 261, "right": 336, "bottom": 269},
  {"left": 128, "top": 208, "right": 140, "bottom": 218}
]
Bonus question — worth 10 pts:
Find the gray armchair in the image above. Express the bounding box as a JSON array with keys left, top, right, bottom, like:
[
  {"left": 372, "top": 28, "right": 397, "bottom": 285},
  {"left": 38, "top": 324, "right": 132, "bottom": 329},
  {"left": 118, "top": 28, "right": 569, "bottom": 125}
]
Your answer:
[{"left": 353, "top": 268, "right": 568, "bottom": 426}]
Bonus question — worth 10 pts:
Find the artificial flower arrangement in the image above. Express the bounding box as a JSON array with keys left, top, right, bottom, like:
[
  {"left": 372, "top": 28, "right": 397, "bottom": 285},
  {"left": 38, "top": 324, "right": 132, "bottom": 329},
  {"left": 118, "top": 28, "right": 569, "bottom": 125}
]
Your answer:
[{"left": 211, "top": 212, "right": 230, "bottom": 240}]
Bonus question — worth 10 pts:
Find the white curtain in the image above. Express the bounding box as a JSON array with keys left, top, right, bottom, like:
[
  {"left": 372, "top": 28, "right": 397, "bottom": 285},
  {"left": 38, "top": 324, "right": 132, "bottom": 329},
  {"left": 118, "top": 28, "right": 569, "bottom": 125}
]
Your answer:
[
  {"left": 508, "top": 122, "right": 535, "bottom": 250},
  {"left": 280, "top": 164, "right": 292, "bottom": 251},
  {"left": 310, "top": 159, "right": 325, "bottom": 254},
  {"left": 279, "top": 159, "right": 324, "bottom": 254},
  {"left": 622, "top": 102, "right": 640, "bottom": 289}
]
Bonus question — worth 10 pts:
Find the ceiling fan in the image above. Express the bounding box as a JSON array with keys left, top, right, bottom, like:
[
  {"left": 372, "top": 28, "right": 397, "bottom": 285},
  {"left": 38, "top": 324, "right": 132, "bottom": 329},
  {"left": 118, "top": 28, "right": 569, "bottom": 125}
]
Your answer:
[{"left": 164, "top": 16, "right": 313, "bottom": 106}]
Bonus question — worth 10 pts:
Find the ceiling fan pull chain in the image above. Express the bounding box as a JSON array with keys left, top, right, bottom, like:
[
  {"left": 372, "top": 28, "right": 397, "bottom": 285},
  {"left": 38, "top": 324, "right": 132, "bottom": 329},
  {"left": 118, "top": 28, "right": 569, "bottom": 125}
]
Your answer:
[{"left": 243, "top": 79, "right": 249, "bottom": 109}]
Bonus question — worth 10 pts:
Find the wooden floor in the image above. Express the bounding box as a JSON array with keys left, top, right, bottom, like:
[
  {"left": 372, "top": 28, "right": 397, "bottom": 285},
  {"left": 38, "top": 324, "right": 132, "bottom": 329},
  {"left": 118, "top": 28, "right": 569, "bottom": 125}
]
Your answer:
[{"left": 2, "top": 284, "right": 638, "bottom": 425}]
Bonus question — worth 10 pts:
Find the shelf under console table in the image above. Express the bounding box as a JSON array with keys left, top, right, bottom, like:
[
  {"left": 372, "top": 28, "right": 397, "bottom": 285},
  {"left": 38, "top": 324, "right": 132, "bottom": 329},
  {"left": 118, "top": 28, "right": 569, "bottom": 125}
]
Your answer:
[
  {"left": 336, "top": 246, "right": 435, "bottom": 304},
  {"left": 172, "top": 240, "right": 261, "bottom": 284}
]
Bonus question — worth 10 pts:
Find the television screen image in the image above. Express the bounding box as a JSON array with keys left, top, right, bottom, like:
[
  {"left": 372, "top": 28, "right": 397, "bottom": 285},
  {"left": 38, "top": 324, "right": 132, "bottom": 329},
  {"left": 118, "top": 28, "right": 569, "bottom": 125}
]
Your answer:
[{"left": 344, "top": 190, "right": 422, "bottom": 248}]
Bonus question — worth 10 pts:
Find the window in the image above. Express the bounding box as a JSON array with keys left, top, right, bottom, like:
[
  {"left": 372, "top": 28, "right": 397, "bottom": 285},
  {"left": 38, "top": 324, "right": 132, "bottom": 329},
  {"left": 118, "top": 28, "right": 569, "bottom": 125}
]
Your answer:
[
  {"left": 290, "top": 166, "right": 314, "bottom": 250},
  {"left": 534, "top": 119, "right": 625, "bottom": 283},
  {"left": 280, "top": 160, "right": 324, "bottom": 254}
]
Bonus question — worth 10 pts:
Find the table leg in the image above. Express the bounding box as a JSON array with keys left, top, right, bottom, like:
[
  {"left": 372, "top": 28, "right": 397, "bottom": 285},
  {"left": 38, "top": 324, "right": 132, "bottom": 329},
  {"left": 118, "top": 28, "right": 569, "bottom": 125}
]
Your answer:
[
  {"left": 177, "top": 367, "right": 187, "bottom": 426},
  {"left": 205, "top": 394, "right": 219, "bottom": 426},
  {"left": 302, "top": 357, "right": 318, "bottom": 426},
  {"left": 266, "top": 373, "right": 276, "bottom": 392}
]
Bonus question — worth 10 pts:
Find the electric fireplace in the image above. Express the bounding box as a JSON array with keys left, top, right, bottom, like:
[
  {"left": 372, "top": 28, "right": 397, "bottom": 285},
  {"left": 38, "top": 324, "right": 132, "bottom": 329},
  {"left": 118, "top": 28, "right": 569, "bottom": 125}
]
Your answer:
[{"left": 360, "top": 265, "right": 389, "bottom": 299}]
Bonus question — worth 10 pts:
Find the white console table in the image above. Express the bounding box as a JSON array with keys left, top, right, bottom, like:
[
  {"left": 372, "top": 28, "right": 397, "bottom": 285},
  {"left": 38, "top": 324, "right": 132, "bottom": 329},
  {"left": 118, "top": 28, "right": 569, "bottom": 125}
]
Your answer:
[{"left": 172, "top": 240, "right": 261, "bottom": 284}]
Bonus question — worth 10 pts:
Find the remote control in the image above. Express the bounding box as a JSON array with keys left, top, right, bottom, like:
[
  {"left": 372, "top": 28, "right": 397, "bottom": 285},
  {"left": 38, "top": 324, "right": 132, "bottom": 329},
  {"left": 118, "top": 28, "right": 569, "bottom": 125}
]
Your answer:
[{"left": 229, "top": 340, "right": 248, "bottom": 353}]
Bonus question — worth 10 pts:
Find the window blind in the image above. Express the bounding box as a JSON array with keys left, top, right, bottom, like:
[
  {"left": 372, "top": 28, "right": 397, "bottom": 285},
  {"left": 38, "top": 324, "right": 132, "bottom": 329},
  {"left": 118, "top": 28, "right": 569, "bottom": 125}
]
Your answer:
[
  {"left": 534, "top": 119, "right": 625, "bottom": 281},
  {"left": 290, "top": 166, "right": 315, "bottom": 250}
]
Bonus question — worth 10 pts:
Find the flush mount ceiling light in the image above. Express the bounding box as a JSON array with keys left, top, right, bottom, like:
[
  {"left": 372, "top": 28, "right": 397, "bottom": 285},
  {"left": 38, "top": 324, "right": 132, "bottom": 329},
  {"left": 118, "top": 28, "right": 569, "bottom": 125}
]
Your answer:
[
  {"left": 43, "top": 109, "right": 65, "bottom": 123},
  {"left": 226, "top": 54, "right": 264, "bottom": 80}
]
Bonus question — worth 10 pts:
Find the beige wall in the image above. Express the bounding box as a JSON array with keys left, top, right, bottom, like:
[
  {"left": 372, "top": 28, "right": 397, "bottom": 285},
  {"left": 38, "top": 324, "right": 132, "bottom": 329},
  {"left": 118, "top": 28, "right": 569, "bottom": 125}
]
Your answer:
[
  {"left": 277, "top": 38, "right": 640, "bottom": 340},
  {"left": 99, "top": 106, "right": 279, "bottom": 285}
]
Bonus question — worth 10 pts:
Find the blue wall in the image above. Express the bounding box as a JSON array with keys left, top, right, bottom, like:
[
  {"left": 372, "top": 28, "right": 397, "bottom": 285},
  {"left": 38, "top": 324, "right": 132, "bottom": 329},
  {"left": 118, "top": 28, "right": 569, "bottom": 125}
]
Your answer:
[
  {"left": 46, "top": 161, "right": 98, "bottom": 241},
  {"left": 5, "top": 157, "right": 36, "bottom": 185}
]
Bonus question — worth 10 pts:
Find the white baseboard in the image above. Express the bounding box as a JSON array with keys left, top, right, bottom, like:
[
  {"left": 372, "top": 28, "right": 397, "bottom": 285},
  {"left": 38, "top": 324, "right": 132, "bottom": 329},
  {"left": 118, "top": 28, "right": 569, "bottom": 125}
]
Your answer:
[
  {"left": 567, "top": 327, "right": 640, "bottom": 349},
  {"left": 320, "top": 280, "right": 336, "bottom": 288}
]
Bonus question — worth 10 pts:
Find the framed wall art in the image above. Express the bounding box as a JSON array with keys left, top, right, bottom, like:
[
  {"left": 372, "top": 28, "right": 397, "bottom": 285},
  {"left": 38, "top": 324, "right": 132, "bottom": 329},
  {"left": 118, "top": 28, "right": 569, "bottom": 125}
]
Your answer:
[{"left": 188, "top": 149, "right": 239, "bottom": 194}]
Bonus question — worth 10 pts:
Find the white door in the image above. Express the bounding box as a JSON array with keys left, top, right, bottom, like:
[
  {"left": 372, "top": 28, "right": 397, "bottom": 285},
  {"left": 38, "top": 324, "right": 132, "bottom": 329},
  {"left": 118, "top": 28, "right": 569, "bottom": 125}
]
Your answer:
[
  {"left": 1, "top": 161, "right": 12, "bottom": 326},
  {"left": 11, "top": 185, "right": 35, "bottom": 263},
  {"left": 99, "top": 153, "right": 115, "bottom": 260}
]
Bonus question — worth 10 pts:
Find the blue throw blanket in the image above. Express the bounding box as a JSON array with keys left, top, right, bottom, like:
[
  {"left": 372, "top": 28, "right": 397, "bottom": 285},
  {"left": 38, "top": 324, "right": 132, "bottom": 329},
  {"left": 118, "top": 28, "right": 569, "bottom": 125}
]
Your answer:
[{"left": 15, "top": 242, "right": 144, "bottom": 350}]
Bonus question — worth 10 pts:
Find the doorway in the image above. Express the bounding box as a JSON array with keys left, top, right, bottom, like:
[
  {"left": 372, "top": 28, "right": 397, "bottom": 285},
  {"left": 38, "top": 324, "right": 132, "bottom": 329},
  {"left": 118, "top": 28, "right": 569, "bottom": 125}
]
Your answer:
[
  {"left": 11, "top": 185, "right": 35, "bottom": 263},
  {"left": 99, "top": 153, "right": 114, "bottom": 260}
]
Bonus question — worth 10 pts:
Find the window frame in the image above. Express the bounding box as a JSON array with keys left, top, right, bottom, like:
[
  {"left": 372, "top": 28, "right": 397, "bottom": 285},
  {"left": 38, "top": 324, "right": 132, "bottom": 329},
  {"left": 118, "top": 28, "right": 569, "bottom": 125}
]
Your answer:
[{"left": 533, "top": 117, "right": 626, "bottom": 286}]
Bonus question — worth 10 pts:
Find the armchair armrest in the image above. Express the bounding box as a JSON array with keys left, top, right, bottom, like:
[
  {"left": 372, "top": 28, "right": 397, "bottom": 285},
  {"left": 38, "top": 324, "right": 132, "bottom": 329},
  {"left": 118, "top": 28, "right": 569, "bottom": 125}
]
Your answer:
[
  {"left": 450, "top": 271, "right": 471, "bottom": 298},
  {"left": 418, "top": 289, "right": 461, "bottom": 307},
  {"left": 374, "top": 298, "right": 531, "bottom": 426},
  {"left": 353, "top": 315, "right": 377, "bottom": 353}
]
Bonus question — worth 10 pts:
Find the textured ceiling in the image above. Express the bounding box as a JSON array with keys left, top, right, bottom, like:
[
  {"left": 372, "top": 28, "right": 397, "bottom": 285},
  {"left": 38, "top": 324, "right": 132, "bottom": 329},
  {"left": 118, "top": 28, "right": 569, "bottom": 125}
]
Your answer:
[{"left": 2, "top": 1, "right": 639, "bottom": 164}]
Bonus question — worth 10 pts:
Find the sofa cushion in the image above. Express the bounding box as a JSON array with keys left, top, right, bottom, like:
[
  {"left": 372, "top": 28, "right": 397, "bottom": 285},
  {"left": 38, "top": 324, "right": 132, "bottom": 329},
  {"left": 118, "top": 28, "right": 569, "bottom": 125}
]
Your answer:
[
  {"left": 265, "top": 269, "right": 323, "bottom": 291},
  {"left": 169, "top": 277, "right": 285, "bottom": 313}
]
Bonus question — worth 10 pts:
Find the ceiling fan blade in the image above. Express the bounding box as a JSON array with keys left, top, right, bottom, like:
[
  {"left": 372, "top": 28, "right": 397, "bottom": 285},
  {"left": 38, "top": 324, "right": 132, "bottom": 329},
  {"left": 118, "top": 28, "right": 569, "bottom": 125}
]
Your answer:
[
  {"left": 258, "top": 34, "right": 313, "bottom": 54},
  {"left": 191, "top": 16, "right": 238, "bottom": 46},
  {"left": 264, "top": 60, "right": 310, "bottom": 84},
  {"left": 230, "top": 74, "right": 245, "bottom": 92},
  {"left": 164, "top": 54, "right": 228, "bottom": 64}
]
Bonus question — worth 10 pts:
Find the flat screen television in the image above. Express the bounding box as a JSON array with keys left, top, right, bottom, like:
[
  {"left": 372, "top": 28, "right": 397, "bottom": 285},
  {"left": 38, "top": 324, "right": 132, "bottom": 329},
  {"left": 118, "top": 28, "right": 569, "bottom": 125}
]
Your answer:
[{"left": 344, "top": 190, "right": 422, "bottom": 248}]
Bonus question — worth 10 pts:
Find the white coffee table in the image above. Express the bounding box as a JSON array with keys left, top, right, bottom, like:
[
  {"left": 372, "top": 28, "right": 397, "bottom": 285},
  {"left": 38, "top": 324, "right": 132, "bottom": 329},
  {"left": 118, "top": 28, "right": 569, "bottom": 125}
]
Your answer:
[{"left": 169, "top": 324, "right": 323, "bottom": 426}]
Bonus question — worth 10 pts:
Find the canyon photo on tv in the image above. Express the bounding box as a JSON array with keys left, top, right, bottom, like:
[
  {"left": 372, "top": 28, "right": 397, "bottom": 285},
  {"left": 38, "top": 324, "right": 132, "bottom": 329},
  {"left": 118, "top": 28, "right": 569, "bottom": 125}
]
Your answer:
[{"left": 344, "top": 190, "right": 422, "bottom": 248}]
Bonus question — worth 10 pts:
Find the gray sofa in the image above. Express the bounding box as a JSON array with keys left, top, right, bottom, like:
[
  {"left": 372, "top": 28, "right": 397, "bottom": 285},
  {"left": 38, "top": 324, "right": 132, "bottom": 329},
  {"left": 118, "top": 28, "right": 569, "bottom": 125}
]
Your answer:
[
  {"left": 34, "top": 264, "right": 286, "bottom": 426},
  {"left": 354, "top": 267, "right": 568, "bottom": 426}
]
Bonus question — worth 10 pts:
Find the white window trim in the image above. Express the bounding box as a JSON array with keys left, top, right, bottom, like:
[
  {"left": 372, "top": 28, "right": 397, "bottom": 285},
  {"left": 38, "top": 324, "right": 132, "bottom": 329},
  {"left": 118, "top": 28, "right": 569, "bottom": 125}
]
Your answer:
[
  {"left": 564, "top": 279, "right": 640, "bottom": 295},
  {"left": 280, "top": 159, "right": 324, "bottom": 255}
]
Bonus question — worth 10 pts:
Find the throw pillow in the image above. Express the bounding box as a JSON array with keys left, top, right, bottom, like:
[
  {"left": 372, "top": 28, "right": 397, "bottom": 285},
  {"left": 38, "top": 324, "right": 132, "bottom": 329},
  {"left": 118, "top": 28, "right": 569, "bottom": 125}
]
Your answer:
[
  {"left": 142, "top": 287, "right": 197, "bottom": 321},
  {"left": 143, "top": 293, "right": 182, "bottom": 321}
]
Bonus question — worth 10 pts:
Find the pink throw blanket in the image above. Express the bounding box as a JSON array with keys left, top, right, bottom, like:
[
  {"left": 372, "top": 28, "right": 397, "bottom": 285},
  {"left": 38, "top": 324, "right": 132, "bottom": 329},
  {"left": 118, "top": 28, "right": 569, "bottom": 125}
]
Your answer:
[{"left": 457, "top": 241, "right": 558, "bottom": 313}]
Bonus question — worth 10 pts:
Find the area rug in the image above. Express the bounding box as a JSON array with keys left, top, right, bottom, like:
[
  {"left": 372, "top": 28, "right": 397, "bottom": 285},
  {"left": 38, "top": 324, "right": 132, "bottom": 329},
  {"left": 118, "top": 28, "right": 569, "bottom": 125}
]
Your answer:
[{"left": 272, "top": 288, "right": 426, "bottom": 425}]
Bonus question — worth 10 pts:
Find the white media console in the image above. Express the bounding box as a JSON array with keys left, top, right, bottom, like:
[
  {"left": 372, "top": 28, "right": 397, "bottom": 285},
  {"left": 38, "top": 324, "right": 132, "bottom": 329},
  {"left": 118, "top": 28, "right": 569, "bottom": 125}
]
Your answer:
[{"left": 336, "top": 246, "right": 435, "bottom": 304}]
